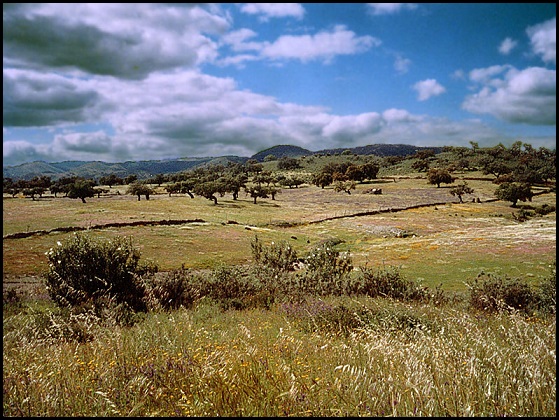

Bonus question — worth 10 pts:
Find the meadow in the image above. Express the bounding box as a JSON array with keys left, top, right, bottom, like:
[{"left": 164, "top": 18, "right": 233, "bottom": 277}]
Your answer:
[{"left": 3, "top": 166, "right": 556, "bottom": 416}]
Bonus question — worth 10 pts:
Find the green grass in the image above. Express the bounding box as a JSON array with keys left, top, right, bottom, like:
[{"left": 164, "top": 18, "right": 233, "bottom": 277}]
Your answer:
[{"left": 3, "top": 175, "right": 555, "bottom": 292}]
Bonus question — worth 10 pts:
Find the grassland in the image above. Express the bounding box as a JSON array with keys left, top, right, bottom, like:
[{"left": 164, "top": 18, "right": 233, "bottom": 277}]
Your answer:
[
  {"left": 3, "top": 168, "right": 556, "bottom": 417},
  {"left": 3, "top": 172, "right": 555, "bottom": 291}
]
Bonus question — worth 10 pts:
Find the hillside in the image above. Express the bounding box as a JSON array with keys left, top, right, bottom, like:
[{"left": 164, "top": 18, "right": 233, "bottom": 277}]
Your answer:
[
  {"left": 3, "top": 143, "right": 441, "bottom": 180},
  {"left": 251, "top": 145, "right": 313, "bottom": 162}
]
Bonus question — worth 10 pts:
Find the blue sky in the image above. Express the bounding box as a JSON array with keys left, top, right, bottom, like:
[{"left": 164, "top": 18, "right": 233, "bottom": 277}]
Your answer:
[{"left": 3, "top": 3, "right": 556, "bottom": 166}]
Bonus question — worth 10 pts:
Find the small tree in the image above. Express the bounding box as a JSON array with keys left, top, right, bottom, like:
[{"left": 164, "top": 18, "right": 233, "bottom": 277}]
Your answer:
[
  {"left": 277, "top": 157, "right": 301, "bottom": 170},
  {"left": 450, "top": 182, "right": 474, "bottom": 203},
  {"left": 333, "top": 180, "right": 356, "bottom": 194},
  {"left": 194, "top": 181, "right": 220, "bottom": 205},
  {"left": 99, "top": 174, "right": 123, "bottom": 188},
  {"left": 495, "top": 182, "right": 533, "bottom": 207},
  {"left": 246, "top": 185, "right": 269, "bottom": 204},
  {"left": 67, "top": 179, "right": 96, "bottom": 203},
  {"left": 427, "top": 168, "right": 454, "bottom": 188},
  {"left": 127, "top": 182, "right": 155, "bottom": 201}
]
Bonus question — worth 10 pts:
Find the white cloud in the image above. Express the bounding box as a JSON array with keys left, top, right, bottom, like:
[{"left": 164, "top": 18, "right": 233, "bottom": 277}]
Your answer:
[
  {"left": 527, "top": 17, "right": 556, "bottom": 64},
  {"left": 366, "top": 3, "right": 417, "bottom": 15},
  {"left": 239, "top": 3, "right": 305, "bottom": 21},
  {"left": 3, "top": 3, "right": 229, "bottom": 79},
  {"left": 462, "top": 66, "right": 556, "bottom": 125},
  {"left": 413, "top": 79, "right": 446, "bottom": 101},
  {"left": 498, "top": 37, "right": 518, "bottom": 55},
  {"left": 394, "top": 55, "right": 412, "bottom": 74},
  {"left": 219, "top": 25, "right": 380, "bottom": 66},
  {"left": 260, "top": 25, "right": 381, "bottom": 63}
]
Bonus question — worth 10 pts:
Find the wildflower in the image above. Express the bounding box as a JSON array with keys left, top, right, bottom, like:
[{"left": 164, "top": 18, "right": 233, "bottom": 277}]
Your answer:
[{"left": 57, "top": 241, "right": 62, "bottom": 246}]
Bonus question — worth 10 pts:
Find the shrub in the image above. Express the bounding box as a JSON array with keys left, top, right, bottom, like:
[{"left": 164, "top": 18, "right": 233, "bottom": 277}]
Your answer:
[
  {"left": 467, "top": 272, "right": 538, "bottom": 314},
  {"left": 250, "top": 235, "right": 298, "bottom": 275},
  {"left": 353, "top": 266, "right": 429, "bottom": 302},
  {"left": 44, "top": 233, "right": 158, "bottom": 312},
  {"left": 202, "top": 265, "right": 261, "bottom": 310},
  {"left": 143, "top": 265, "right": 202, "bottom": 311},
  {"left": 299, "top": 244, "right": 353, "bottom": 295}
]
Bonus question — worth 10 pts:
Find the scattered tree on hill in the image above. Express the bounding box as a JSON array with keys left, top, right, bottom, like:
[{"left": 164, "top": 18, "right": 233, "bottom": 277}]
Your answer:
[
  {"left": 264, "top": 154, "right": 277, "bottom": 162},
  {"left": 99, "top": 174, "right": 123, "bottom": 188},
  {"left": 194, "top": 181, "right": 220, "bottom": 205},
  {"left": 127, "top": 182, "right": 155, "bottom": 201},
  {"left": 246, "top": 185, "right": 270, "bottom": 204},
  {"left": 333, "top": 180, "right": 356, "bottom": 194},
  {"left": 311, "top": 172, "right": 333, "bottom": 189},
  {"left": 450, "top": 182, "right": 474, "bottom": 203},
  {"left": 495, "top": 182, "right": 533, "bottom": 207},
  {"left": 124, "top": 174, "right": 138, "bottom": 184},
  {"left": 151, "top": 173, "right": 167, "bottom": 186},
  {"left": 279, "top": 175, "right": 305, "bottom": 189},
  {"left": 427, "top": 168, "right": 454, "bottom": 188},
  {"left": 67, "top": 179, "right": 97, "bottom": 203},
  {"left": 22, "top": 186, "right": 46, "bottom": 200},
  {"left": 277, "top": 157, "right": 301, "bottom": 170}
]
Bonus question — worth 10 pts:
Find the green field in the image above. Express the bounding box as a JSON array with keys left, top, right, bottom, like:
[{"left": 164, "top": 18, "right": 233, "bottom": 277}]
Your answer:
[
  {"left": 3, "top": 173, "right": 556, "bottom": 291},
  {"left": 3, "top": 170, "right": 556, "bottom": 417}
]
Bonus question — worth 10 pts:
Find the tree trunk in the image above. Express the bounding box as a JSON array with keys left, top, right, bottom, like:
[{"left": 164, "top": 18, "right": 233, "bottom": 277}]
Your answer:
[
  {"left": 81, "top": 197, "right": 86, "bottom": 203},
  {"left": 137, "top": 195, "right": 141, "bottom": 201}
]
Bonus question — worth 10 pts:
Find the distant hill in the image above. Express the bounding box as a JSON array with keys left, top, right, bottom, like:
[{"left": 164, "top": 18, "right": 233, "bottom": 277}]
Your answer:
[
  {"left": 251, "top": 145, "right": 312, "bottom": 162},
  {"left": 315, "top": 144, "right": 444, "bottom": 157},
  {"left": 3, "top": 143, "right": 443, "bottom": 180},
  {"left": 3, "top": 157, "right": 247, "bottom": 181}
]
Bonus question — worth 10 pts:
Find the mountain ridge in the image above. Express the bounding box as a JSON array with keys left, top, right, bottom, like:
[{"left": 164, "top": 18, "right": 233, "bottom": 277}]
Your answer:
[{"left": 3, "top": 143, "right": 441, "bottom": 180}]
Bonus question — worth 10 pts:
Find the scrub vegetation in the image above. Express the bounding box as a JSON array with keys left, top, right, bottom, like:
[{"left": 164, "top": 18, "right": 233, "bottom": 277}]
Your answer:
[{"left": 3, "top": 142, "right": 556, "bottom": 416}]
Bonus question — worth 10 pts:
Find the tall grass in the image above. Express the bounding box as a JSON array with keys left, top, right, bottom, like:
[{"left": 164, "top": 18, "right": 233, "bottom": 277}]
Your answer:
[{"left": 3, "top": 296, "right": 555, "bottom": 416}]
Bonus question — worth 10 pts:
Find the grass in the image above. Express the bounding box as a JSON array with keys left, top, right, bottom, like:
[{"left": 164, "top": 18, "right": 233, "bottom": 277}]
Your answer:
[
  {"left": 3, "top": 175, "right": 555, "bottom": 291},
  {"left": 3, "top": 168, "right": 556, "bottom": 417},
  {"left": 3, "top": 296, "right": 555, "bottom": 416}
]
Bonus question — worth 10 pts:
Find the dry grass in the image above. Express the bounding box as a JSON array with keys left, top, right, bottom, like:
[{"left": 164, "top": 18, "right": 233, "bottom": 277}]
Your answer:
[
  {"left": 3, "top": 176, "right": 556, "bottom": 292},
  {"left": 3, "top": 296, "right": 555, "bottom": 416}
]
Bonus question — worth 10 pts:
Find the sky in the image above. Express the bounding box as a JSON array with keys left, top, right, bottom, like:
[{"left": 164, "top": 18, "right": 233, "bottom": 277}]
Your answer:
[{"left": 3, "top": 3, "right": 556, "bottom": 167}]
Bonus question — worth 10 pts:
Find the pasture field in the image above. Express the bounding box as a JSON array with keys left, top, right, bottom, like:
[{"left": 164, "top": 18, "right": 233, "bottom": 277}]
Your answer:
[
  {"left": 3, "top": 174, "right": 556, "bottom": 291},
  {"left": 3, "top": 172, "right": 556, "bottom": 417}
]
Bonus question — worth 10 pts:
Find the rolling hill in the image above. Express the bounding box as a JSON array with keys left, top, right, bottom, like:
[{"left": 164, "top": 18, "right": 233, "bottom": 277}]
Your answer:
[{"left": 3, "top": 143, "right": 440, "bottom": 180}]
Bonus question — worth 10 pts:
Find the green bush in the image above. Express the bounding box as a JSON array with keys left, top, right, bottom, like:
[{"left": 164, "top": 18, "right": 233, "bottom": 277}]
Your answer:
[
  {"left": 353, "top": 266, "right": 429, "bottom": 302},
  {"left": 467, "top": 272, "right": 538, "bottom": 314},
  {"left": 44, "top": 233, "right": 158, "bottom": 312},
  {"left": 143, "top": 265, "right": 202, "bottom": 311},
  {"left": 535, "top": 260, "right": 556, "bottom": 314},
  {"left": 202, "top": 265, "right": 261, "bottom": 310},
  {"left": 299, "top": 244, "right": 353, "bottom": 295},
  {"left": 250, "top": 235, "right": 298, "bottom": 275}
]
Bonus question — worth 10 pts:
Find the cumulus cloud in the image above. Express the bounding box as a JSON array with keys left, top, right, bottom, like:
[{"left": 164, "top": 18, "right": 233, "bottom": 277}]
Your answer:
[
  {"left": 220, "top": 25, "right": 380, "bottom": 66},
  {"left": 394, "top": 55, "right": 412, "bottom": 74},
  {"left": 527, "top": 17, "right": 556, "bottom": 64},
  {"left": 366, "top": 3, "right": 417, "bottom": 15},
  {"left": 239, "top": 3, "right": 305, "bottom": 21},
  {"left": 260, "top": 25, "right": 381, "bottom": 63},
  {"left": 498, "top": 37, "right": 518, "bottom": 55},
  {"left": 3, "top": 69, "right": 101, "bottom": 126},
  {"left": 462, "top": 66, "right": 556, "bottom": 125},
  {"left": 413, "top": 79, "right": 446, "bottom": 101},
  {"left": 2, "top": 66, "right": 510, "bottom": 166},
  {"left": 3, "top": 3, "right": 229, "bottom": 79}
]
